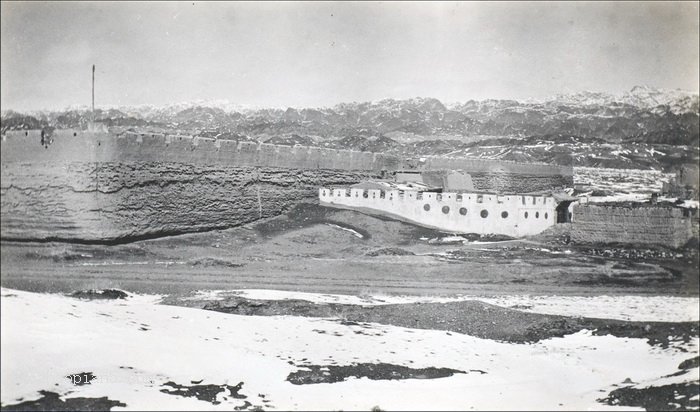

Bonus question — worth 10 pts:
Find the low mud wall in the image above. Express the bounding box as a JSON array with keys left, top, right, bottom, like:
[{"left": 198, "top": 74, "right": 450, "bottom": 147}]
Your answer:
[
  {"left": 1, "top": 130, "right": 573, "bottom": 241},
  {"left": 570, "top": 203, "right": 696, "bottom": 248}
]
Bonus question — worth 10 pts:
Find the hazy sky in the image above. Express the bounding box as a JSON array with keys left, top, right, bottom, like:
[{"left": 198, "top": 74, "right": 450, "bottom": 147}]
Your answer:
[{"left": 1, "top": 1, "right": 698, "bottom": 111}]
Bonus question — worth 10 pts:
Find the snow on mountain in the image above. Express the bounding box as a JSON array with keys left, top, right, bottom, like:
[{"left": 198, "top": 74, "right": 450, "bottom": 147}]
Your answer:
[{"left": 2, "top": 87, "right": 698, "bottom": 163}]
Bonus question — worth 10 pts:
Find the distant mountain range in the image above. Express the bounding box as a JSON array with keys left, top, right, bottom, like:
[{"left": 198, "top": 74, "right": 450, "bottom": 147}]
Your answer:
[{"left": 2, "top": 87, "right": 698, "bottom": 170}]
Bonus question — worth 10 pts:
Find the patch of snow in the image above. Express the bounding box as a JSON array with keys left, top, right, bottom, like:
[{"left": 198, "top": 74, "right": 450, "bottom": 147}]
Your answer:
[
  {"left": 426, "top": 236, "right": 470, "bottom": 244},
  {"left": 585, "top": 193, "right": 651, "bottom": 203},
  {"left": 79, "top": 261, "right": 151, "bottom": 266},
  {"left": 325, "top": 223, "right": 364, "bottom": 239},
  {"left": 645, "top": 148, "right": 667, "bottom": 156},
  {"left": 467, "top": 295, "right": 700, "bottom": 322}
]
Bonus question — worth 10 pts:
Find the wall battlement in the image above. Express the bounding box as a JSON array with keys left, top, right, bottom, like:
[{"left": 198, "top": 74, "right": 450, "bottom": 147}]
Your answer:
[{"left": 1, "top": 129, "right": 573, "bottom": 178}]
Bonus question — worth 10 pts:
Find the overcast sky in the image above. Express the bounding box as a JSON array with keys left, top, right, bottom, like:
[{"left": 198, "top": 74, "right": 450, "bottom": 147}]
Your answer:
[{"left": 1, "top": 1, "right": 698, "bottom": 111}]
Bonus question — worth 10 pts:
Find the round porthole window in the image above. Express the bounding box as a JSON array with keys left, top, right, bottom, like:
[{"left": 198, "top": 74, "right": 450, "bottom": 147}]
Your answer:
[
  {"left": 535, "top": 212, "right": 540, "bottom": 218},
  {"left": 480, "top": 209, "right": 488, "bottom": 218},
  {"left": 459, "top": 207, "right": 467, "bottom": 215},
  {"left": 363, "top": 192, "right": 368, "bottom": 198},
  {"left": 501, "top": 211, "right": 508, "bottom": 219},
  {"left": 442, "top": 206, "right": 450, "bottom": 214},
  {"left": 423, "top": 204, "right": 431, "bottom": 211},
  {"left": 524, "top": 211, "right": 529, "bottom": 218}
]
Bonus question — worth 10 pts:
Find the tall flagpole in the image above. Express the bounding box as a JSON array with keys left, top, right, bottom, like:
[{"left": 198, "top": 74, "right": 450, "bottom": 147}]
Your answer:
[{"left": 92, "top": 64, "right": 95, "bottom": 128}]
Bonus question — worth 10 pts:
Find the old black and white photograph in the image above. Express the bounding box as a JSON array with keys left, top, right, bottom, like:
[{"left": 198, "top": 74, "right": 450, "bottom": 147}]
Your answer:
[{"left": 1, "top": 1, "right": 699, "bottom": 411}]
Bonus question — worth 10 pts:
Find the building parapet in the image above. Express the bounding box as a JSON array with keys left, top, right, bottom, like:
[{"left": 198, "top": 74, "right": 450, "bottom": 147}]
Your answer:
[
  {"left": 320, "top": 187, "right": 555, "bottom": 206},
  {"left": 318, "top": 186, "right": 560, "bottom": 237}
]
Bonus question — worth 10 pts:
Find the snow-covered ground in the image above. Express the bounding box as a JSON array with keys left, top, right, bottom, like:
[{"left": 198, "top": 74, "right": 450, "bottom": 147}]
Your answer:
[
  {"left": 2, "top": 288, "right": 697, "bottom": 411},
  {"left": 572, "top": 167, "right": 700, "bottom": 209},
  {"left": 574, "top": 167, "right": 674, "bottom": 198}
]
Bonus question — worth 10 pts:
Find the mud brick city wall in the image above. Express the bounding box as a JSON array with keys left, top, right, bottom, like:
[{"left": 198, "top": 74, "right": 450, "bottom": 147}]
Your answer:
[
  {"left": 0, "top": 160, "right": 377, "bottom": 242},
  {"left": 570, "top": 203, "right": 695, "bottom": 248},
  {"left": 1, "top": 130, "right": 572, "bottom": 241}
]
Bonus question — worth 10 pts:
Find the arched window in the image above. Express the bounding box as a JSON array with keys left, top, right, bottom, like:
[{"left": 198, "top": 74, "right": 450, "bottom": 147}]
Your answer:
[
  {"left": 442, "top": 206, "right": 450, "bottom": 214},
  {"left": 535, "top": 211, "right": 540, "bottom": 218},
  {"left": 480, "top": 209, "right": 489, "bottom": 218},
  {"left": 544, "top": 212, "right": 548, "bottom": 219},
  {"left": 524, "top": 211, "right": 529, "bottom": 218},
  {"left": 423, "top": 204, "right": 431, "bottom": 211}
]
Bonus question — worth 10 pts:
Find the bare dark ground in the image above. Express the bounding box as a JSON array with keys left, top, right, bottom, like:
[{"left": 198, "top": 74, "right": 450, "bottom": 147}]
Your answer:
[
  {"left": 0, "top": 391, "right": 126, "bottom": 411},
  {"left": 286, "top": 363, "right": 469, "bottom": 385},
  {"left": 600, "top": 357, "right": 700, "bottom": 411},
  {"left": 164, "top": 294, "right": 699, "bottom": 348},
  {"left": 159, "top": 381, "right": 265, "bottom": 410},
  {"left": 70, "top": 289, "right": 128, "bottom": 300},
  {"left": 600, "top": 382, "right": 700, "bottom": 411}
]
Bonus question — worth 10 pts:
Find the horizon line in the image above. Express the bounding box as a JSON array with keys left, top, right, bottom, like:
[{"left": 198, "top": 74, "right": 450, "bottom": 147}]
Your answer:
[{"left": 3, "top": 86, "right": 700, "bottom": 115}]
